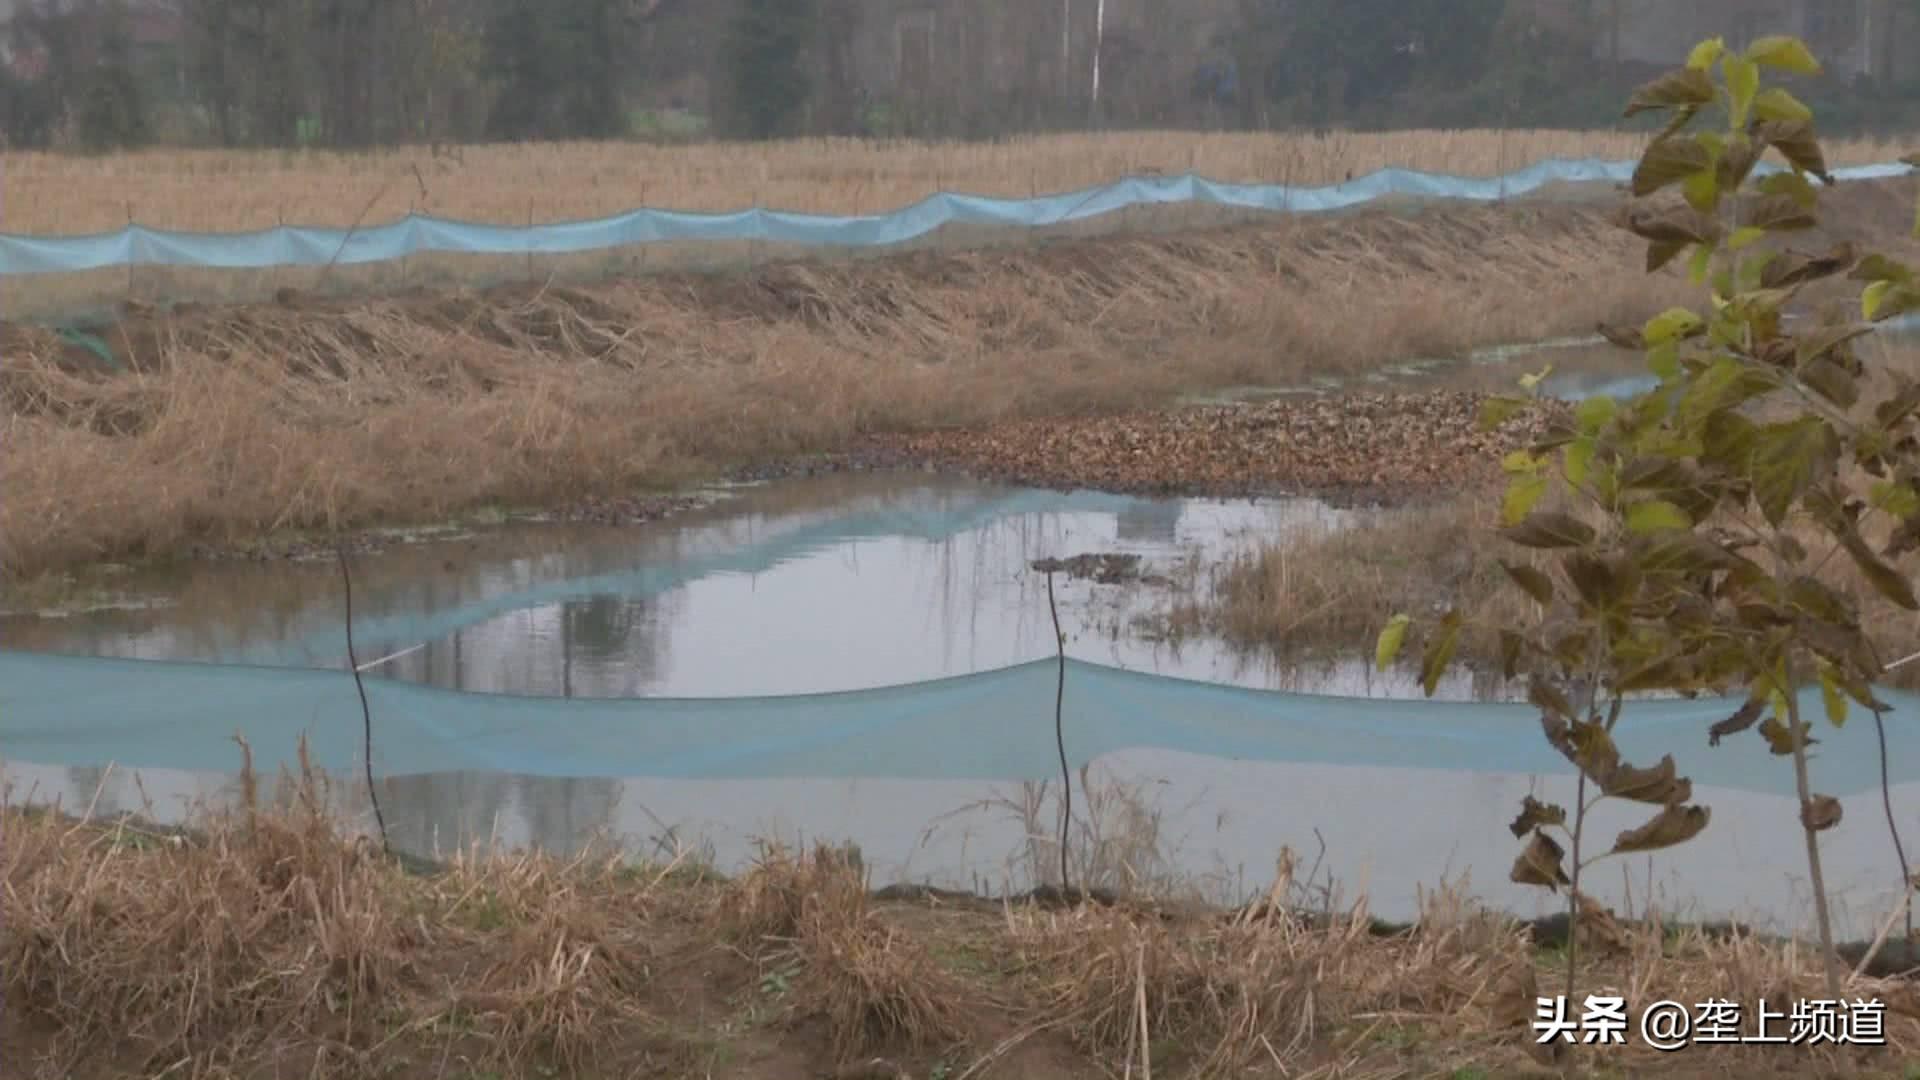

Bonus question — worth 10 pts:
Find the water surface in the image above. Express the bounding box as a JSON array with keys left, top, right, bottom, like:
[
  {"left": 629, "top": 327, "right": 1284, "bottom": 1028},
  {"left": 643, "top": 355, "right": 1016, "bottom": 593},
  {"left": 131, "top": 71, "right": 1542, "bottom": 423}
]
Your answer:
[{"left": 7, "top": 440, "right": 1918, "bottom": 940}]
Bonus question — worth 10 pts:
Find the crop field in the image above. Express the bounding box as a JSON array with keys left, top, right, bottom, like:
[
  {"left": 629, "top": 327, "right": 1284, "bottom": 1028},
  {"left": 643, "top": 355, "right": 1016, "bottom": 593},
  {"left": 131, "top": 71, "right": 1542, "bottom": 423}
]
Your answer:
[{"left": 5, "top": 127, "right": 1911, "bottom": 235}]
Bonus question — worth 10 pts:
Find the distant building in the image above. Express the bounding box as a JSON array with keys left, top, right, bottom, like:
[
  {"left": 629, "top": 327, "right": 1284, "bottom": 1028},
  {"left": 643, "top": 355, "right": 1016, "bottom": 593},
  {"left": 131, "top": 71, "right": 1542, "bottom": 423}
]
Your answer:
[{"left": 1595, "top": 0, "right": 1910, "bottom": 83}]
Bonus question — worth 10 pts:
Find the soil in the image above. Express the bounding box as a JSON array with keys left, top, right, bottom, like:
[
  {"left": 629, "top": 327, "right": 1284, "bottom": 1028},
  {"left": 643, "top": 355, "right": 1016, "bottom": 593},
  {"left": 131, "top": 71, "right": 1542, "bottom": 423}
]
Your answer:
[
  {"left": 152, "top": 387, "right": 1557, "bottom": 567},
  {"left": 850, "top": 391, "right": 1569, "bottom": 505}
]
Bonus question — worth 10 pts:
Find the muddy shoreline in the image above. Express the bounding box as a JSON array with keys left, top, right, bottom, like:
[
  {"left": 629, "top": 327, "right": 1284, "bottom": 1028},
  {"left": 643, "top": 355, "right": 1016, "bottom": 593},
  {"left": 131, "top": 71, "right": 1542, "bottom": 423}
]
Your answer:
[{"left": 133, "top": 389, "right": 1559, "bottom": 572}]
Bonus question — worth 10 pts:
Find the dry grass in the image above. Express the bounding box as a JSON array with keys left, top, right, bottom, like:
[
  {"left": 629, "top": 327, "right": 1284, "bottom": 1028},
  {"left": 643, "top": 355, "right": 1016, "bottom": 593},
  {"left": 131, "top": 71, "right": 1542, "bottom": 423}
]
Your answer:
[
  {"left": 7, "top": 127, "right": 1910, "bottom": 318},
  {"left": 714, "top": 842, "right": 971, "bottom": 1061},
  {"left": 8, "top": 759, "right": 1920, "bottom": 1080},
  {"left": 2, "top": 191, "right": 1709, "bottom": 583},
  {"left": 7, "top": 129, "right": 1912, "bottom": 235}
]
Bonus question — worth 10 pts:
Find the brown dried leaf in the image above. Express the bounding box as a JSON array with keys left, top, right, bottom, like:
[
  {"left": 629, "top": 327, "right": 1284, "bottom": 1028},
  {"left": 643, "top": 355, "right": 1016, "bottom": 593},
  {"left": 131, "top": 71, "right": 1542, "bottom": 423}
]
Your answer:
[
  {"left": 1509, "top": 795, "right": 1567, "bottom": 839},
  {"left": 1511, "top": 829, "right": 1571, "bottom": 891},
  {"left": 1610, "top": 804, "right": 1711, "bottom": 855},
  {"left": 1598, "top": 322, "right": 1646, "bottom": 351},
  {"left": 1760, "top": 243, "right": 1857, "bottom": 288},
  {"left": 1758, "top": 715, "right": 1818, "bottom": 755},
  {"left": 1625, "top": 67, "right": 1716, "bottom": 117},
  {"left": 1740, "top": 192, "right": 1818, "bottom": 232},
  {"left": 1802, "top": 794, "right": 1843, "bottom": 832},
  {"left": 1709, "top": 697, "right": 1766, "bottom": 747},
  {"left": 1601, "top": 754, "right": 1693, "bottom": 806}
]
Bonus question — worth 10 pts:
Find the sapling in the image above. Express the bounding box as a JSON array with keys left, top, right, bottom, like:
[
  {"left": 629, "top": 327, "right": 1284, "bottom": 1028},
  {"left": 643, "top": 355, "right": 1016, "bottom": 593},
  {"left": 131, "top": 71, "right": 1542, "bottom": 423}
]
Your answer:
[{"left": 1381, "top": 32, "right": 1920, "bottom": 1002}]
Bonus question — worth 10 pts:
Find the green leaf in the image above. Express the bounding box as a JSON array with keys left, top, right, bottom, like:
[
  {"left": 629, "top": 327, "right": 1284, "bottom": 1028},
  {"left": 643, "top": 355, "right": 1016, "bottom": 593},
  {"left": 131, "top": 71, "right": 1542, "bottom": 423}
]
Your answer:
[
  {"left": 1643, "top": 307, "right": 1705, "bottom": 345},
  {"left": 1679, "top": 357, "right": 1775, "bottom": 430},
  {"left": 1755, "top": 120, "right": 1832, "bottom": 183},
  {"left": 1723, "top": 54, "right": 1760, "bottom": 129},
  {"left": 1866, "top": 280, "right": 1894, "bottom": 320},
  {"left": 1501, "top": 449, "right": 1543, "bottom": 475},
  {"left": 1420, "top": 611, "right": 1462, "bottom": 698},
  {"left": 1728, "top": 226, "right": 1767, "bottom": 250},
  {"left": 1741, "top": 193, "right": 1817, "bottom": 232},
  {"left": 1686, "top": 37, "right": 1725, "bottom": 72},
  {"left": 1870, "top": 480, "right": 1920, "bottom": 519},
  {"left": 1648, "top": 340, "right": 1681, "bottom": 379},
  {"left": 1517, "top": 365, "right": 1553, "bottom": 393},
  {"left": 1794, "top": 321, "right": 1874, "bottom": 367},
  {"left": 1798, "top": 356, "right": 1859, "bottom": 410},
  {"left": 1632, "top": 136, "right": 1715, "bottom": 197},
  {"left": 1752, "top": 87, "right": 1813, "bottom": 123},
  {"left": 1503, "top": 472, "right": 1549, "bottom": 526},
  {"left": 1565, "top": 435, "right": 1595, "bottom": 487},
  {"left": 1752, "top": 417, "right": 1837, "bottom": 527},
  {"left": 1759, "top": 170, "right": 1818, "bottom": 207},
  {"left": 1745, "top": 35, "right": 1822, "bottom": 75},
  {"left": 1626, "top": 499, "right": 1692, "bottom": 533},
  {"left": 1478, "top": 395, "right": 1530, "bottom": 431},
  {"left": 1682, "top": 170, "right": 1719, "bottom": 214},
  {"left": 1501, "top": 561, "right": 1556, "bottom": 605},
  {"left": 1687, "top": 243, "right": 1713, "bottom": 283},
  {"left": 1501, "top": 512, "right": 1597, "bottom": 549},
  {"left": 1820, "top": 666, "right": 1848, "bottom": 729},
  {"left": 1865, "top": 282, "right": 1920, "bottom": 323},
  {"left": 1625, "top": 67, "right": 1717, "bottom": 116},
  {"left": 1574, "top": 396, "right": 1617, "bottom": 434},
  {"left": 1849, "top": 253, "right": 1913, "bottom": 285},
  {"left": 1375, "top": 614, "right": 1410, "bottom": 672}
]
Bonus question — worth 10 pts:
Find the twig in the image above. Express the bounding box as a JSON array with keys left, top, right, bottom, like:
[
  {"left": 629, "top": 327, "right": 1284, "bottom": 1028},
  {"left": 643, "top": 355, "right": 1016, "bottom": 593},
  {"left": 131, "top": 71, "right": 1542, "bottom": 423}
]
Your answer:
[
  {"left": 1135, "top": 937, "right": 1152, "bottom": 1080},
  {"left": 1870, "top": 698, "right": 1914, "bottom": 942},
  {"left": 1786, "top": 688, "right": 1841, "bottom": 998},
  {"left": 316, "top": 165, "right": 420, "bottom": 295},
  {"left": 1047, "top": 568, "right": 1072, "bottom": 898},
  {"left": 337, "top": 543, "right": 390, "bottom": 854}
]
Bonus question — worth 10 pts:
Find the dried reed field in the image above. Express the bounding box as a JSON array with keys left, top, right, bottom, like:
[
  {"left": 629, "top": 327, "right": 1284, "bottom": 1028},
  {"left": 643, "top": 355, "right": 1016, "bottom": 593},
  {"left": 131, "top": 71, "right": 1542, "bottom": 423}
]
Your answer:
[
  {"left": 6, "top": 176, "right": 1917, "bottom": 587},
  {"left": 4, "top": 128, "right": 1913, "bottom": 235},
  {"left": 0, "top": 195, "right": 1681, "bottom": 582}
]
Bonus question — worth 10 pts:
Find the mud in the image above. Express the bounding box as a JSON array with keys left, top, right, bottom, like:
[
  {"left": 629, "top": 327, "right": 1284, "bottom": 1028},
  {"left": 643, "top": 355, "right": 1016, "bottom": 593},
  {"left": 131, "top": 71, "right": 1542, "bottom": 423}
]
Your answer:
[{"left": 854, "top": 390, "right": 1568, "bottom": 506}]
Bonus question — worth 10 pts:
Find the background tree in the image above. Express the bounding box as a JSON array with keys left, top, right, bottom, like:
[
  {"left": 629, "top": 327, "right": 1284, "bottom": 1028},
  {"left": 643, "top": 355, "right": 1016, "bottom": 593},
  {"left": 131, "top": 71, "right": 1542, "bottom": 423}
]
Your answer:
[{"left": 719, "top": 0, "right": 813, "bottom": 140}]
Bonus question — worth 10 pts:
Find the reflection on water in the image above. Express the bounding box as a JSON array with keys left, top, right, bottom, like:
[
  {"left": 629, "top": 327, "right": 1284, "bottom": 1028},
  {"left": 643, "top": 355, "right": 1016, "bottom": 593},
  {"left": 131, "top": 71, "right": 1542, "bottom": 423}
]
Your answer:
[
  {"left": 7, "top": 472, "right": 1473, "bottom": 699},
  {"left": 5, "top": 468, "right": 1911, "bottom": 940},
  {"left": 14, "top": 752, "right": 1917, "bottom": 942}
]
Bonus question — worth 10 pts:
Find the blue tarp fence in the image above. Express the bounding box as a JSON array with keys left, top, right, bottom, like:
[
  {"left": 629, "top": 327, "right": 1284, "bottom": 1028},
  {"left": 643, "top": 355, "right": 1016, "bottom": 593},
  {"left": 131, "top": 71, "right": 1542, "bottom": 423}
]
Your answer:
[{"left": 3, "top": 157, "right": 1912, "bottom": 276}]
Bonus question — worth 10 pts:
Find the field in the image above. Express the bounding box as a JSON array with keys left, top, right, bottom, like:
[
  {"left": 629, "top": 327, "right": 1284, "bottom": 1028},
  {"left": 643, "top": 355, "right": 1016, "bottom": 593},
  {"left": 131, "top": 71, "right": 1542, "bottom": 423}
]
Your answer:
[
  {"left": 13, "top": 129, "right": 1915, "bottom": 234},
  {"left": 8, "top": 126, "right": 1920, "bottom": 1079},
  {"left": 4, "top": 127, "right": 1914, "bottom": 317}
]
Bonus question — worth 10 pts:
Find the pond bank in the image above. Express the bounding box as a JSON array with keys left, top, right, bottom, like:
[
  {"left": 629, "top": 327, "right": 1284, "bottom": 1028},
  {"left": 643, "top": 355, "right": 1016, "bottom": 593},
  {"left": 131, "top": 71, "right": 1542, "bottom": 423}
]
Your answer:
[{"left": 8, "top": 797, "right": 1918, "bottom": 1080}]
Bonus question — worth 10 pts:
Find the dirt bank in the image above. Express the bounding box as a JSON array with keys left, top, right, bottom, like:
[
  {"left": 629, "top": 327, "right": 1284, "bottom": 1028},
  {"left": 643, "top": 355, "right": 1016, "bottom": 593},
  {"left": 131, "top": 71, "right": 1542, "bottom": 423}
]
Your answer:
[{"left": 4, "top": 178, "right": 1914, "bottom": 582}]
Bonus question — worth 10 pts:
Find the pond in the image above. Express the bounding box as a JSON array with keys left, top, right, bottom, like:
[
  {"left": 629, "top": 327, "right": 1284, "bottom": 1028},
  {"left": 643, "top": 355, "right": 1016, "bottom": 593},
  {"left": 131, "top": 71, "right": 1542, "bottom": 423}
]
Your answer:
[{"left": 6, "top": 468, "right": 1920, "bottom": 943}]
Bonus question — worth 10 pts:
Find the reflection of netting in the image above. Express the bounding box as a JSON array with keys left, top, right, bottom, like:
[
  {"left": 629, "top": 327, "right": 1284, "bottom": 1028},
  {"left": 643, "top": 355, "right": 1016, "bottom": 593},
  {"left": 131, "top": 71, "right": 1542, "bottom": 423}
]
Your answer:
[{"left": 3, "top": 644, "right": 1912, "bottom": 801}]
